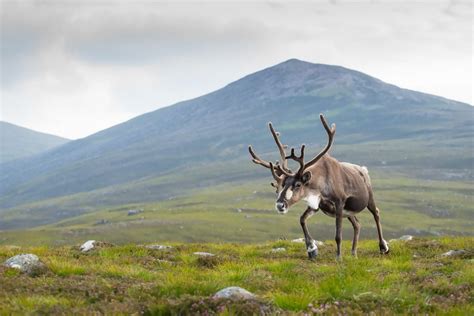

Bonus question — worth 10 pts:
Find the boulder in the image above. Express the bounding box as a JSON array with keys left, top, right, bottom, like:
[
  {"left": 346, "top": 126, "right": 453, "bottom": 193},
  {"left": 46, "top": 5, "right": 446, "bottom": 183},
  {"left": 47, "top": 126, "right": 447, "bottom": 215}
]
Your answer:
[
  {"left": 127, "top": 209, "right": 143, "bottom": 216},
  {"left": 146, "top": 245, "right": 172, "bottom": 250},
  {"left": 271, "top": 247, "right": 286, "bottom": 253},
  {"left": 390, "top": 235, "right": 413, "bottom": 243},
  {"left": 193, "top": 252, "right": 215, "bottom": 257},
  {"left": 80, "top": 240, "right": 96, "bottom": 252},
  {"left": 442, "top": 250, "right": 466, "bottom": 257},
  {"left": 213, "top": 286, "right": 255, "bottom": 300},
  {"left": 292, "top": 238, "right": 305, "bottom": 243},
  {"left": 4, "top": 254, "right": 47, "bottom": 276}
]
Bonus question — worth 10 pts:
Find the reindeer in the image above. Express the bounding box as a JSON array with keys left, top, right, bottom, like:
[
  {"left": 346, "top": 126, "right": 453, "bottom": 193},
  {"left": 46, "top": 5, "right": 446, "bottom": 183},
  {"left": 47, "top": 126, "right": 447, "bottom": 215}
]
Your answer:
[{"left": 248, "top": 114, "right": 389, "bottom": 260}]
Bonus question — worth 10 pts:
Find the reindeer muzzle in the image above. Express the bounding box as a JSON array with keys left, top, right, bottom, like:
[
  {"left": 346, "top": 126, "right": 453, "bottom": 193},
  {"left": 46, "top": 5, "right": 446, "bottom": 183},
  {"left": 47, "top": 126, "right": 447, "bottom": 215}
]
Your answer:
[{"left": 275, "top": 201, "right": 288, "bottom": 214}]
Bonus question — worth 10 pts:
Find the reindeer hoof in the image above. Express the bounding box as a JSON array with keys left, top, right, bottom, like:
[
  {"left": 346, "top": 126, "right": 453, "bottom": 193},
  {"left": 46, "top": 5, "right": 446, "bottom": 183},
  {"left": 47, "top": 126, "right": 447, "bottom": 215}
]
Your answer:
[
  {"left": 379, "top": 240, "right": 390, "bottom": 254},
  {"left": 308, "top": 249, "right": 318, "bottom": 260}
]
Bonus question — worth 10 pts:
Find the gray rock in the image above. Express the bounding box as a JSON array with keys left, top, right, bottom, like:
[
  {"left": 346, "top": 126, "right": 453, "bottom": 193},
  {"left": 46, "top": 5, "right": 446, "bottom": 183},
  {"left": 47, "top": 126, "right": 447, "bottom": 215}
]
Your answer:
[
  {"left": 291, "top": 238, "right": 324, "bottom": 246},
  {"left": 193, "top": 252, "right": 215, "bottom": 257},
  {"left": 390, "top": 235, "right": 413, "bottom": 243},
  {"left": 442, "top": 250, "right": 466, "bottom": 257},
  {"left": 127, "top": 209, "right": 143, "bottom": 216},
  {"left": 80, "top": 240, "right": 96, "bottom": 252},
  {"left": 146, "top": 244, "right": 172, "bottom": 250},
  {"left": 213, "top": 286, "right": 256, "bottom": 300},
  {"left": 271, "top": 247, "right": 286, "bottom": 253},
  {"left": 95, "top": 219, "right": 109, "bottom": 225},
  {"left": 291, "top": 238, "right": 305, "bottom": 243},
  {"left": 4, "top": 254, "right": 47, "bottom": 276}
]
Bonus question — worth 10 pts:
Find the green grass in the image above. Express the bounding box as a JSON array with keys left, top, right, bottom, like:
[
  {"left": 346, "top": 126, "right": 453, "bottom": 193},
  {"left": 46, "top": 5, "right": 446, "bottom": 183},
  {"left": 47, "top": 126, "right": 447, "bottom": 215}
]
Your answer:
[
  {"left": 0, "top": 237, "right": 472, "bottom": 314},
  {"left": 0, "top": 173, "right": 472, "bottom": 247}
]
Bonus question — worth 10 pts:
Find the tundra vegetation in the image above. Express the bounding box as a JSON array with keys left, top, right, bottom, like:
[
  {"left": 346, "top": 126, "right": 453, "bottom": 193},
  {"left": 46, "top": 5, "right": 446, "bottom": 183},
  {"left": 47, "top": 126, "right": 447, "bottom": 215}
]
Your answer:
[{"left": 0, "top": 237, "right": 472, "bottom": 314}]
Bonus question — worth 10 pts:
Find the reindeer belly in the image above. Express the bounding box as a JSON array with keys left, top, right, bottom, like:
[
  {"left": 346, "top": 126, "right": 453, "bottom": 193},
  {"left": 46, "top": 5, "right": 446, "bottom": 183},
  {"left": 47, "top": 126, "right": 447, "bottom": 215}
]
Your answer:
[
  {"left": 344, "top": 196, "right": 367, "bottom": 213},
  {"left": 320, "top": 209, "right": 362, "bottom": 218},
  {"left": 319, "top": 197, "right": 366, "bottom": 218}
]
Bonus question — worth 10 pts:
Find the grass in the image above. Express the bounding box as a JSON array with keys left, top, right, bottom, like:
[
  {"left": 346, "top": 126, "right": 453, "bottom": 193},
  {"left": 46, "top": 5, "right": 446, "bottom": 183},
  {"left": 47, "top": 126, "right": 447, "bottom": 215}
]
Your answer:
[
  {"left": 0, "top": 173, "right": 472, "bottom": 247},
  {"left": 0, "top": 237, "right": 472, "bottom": 314}
]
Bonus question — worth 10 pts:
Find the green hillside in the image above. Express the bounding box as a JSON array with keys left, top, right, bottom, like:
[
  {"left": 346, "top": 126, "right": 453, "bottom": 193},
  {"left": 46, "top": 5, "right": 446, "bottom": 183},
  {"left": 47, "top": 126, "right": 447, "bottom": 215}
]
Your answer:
[
  {"left": 1, "top": 237, "right": 472, "bottom": 314},
  {"left": 0, "top": 121, "right": 69, "bottom": 163},
  {"left": 0, "top": 172, "right": 472, "bottom": 245},
  {"left": 0, "top": 59, "right": 472, "bottom": 230}
]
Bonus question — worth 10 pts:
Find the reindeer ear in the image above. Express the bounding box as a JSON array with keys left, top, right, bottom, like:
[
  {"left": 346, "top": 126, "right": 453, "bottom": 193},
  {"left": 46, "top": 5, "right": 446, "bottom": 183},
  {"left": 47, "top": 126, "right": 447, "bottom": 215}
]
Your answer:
[{"left": 302, "top": 171, "right": 312, "bottom": 184}]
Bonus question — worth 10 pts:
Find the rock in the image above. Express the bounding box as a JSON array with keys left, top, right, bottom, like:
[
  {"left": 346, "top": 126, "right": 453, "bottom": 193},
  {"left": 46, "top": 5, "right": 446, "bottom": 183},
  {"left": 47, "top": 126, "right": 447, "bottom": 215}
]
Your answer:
[
  {"left": 127, "top": 209, "right": 143, "bottom": 216},
  {"left": 271, "top": 247, "right": 286, "bottom": 253},
  {"left": 291, "top": 238, "right": 324, "bottom": 246},
  {"left": 390, "top": 235, "right": 413, "bottom": 242},
  {"left": 213, "top": 286, "right": 256, "bottom": 300},
  {"left": 292, "top": 238, "right": 305, "bottom": 243},
  {"left": 442, "top": 250, "right": 466, "bottom": 257},
  {"left": 95, "top": 219, "right": 109, "bottom": 225},
  {"left": 4, "top": 254, "right": 47, "bottom": 276},
  {"left": 193, "top": 252, "right": 215, "bottom": 257},
  {"left": 80, "top": 240, "right": 96, "bottom": 252},
  {"left": 146, "top": 244, "right": 172, "bottom": 250}
]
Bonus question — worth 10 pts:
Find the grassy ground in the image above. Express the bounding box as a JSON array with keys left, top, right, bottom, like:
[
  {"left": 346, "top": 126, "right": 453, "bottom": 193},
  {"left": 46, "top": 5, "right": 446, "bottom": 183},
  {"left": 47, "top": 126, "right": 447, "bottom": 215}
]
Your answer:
[
  {"left": 1, "top": 174, "right": 472, "bottom": 246},
  {"left": 0, "top": 237, "right": 472, "bottom": 315}
]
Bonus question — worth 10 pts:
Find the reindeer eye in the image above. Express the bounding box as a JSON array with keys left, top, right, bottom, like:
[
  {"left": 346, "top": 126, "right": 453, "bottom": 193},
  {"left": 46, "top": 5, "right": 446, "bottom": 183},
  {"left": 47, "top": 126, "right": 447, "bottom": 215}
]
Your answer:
[{"left": 295, "top": 182, "right": 302, "bottom": 189}]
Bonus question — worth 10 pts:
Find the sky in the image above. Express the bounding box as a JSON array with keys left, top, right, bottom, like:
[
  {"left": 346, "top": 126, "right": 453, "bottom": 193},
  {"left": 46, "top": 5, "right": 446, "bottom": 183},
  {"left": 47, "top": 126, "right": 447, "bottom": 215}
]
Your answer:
[{"left": 1, "top": 0, "right": 472, "bottom": 139}]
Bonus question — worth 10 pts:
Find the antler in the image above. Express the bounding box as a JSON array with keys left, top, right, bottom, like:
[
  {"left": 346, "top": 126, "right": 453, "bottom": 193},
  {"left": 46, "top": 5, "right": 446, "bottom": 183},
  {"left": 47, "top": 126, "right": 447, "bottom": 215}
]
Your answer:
[
  {"left": 303, "top": 114, "right": 336, "bottom": 170},
  {"left": 248, "top": 145, "right": 273, "bottom": 169},
  {"left": 285, "top": 145, "right": 306, "bottom": 176},
  {"left": 248, "top": 122, "right": 292, "bottom": 183},
  {"left": 249, "top": 114, "right": 336, "bottom": 181},
  {"left": 268, "top": 123, "right": 290, "bottom": 172}
]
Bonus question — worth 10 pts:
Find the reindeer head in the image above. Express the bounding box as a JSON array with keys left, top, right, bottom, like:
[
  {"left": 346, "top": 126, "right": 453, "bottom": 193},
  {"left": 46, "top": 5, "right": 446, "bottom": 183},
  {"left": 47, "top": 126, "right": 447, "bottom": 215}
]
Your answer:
[{"left": 248, "top": 114, "right": 336, "bottom": 214}]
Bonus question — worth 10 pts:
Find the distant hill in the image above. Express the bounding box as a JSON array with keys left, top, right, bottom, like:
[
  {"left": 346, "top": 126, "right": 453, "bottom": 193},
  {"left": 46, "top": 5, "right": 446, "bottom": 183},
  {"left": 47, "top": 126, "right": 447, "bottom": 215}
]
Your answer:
[
  {"left": 0, "top": 59, "right": 472, "bottom": 228},
  {"left": 0, "top": 121, "right": 69, "bottom": 163}
]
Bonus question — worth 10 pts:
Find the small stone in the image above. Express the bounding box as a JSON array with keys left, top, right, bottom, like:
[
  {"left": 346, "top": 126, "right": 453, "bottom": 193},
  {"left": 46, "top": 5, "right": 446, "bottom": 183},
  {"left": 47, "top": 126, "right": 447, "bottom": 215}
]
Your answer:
[
  {"left": 442, "top": 250, "right": 466, "bottom": 257},
  {"left": 146, "top": 244, "right": 172, "bottom": 250},
  {"left": 4, "top": 254, "right": 47, "bottom": 276},
  {"left": 271, "top": 247, "right": 286, "bottom": 253},
  {"left": 390, "top": 235, "right": 413, "bottom": 243},
  {"left": 80, "top": 240, "right": 96, "bottom": 252},
  {"left": 193, "top": 252, "right": 215, "bottom": 257},
  {"left": 292, "top": 238, "right": 305, "bottom": 243},
  {"left": 213, "top": 286, "right": 255, "bottom": 300},
  {"left": 127, "top": 209, "right": 143, "bottom": 216}
]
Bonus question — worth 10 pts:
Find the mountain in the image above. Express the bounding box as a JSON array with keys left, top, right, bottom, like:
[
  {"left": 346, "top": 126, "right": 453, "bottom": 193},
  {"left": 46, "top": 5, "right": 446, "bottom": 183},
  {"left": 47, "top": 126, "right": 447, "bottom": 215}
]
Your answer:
[
  {"left": 0, "top": 121, "right": 69, "bottom": 163},
  {"left": 0, "top": 59, "right": 472, "bottom": 228}
]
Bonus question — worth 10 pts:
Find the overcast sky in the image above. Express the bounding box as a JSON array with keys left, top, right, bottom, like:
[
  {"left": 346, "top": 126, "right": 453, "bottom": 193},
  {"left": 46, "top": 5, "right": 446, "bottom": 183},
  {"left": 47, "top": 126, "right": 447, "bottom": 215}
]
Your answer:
[{"left": 1, "top": 0, "right": 472, "bottom": 139}]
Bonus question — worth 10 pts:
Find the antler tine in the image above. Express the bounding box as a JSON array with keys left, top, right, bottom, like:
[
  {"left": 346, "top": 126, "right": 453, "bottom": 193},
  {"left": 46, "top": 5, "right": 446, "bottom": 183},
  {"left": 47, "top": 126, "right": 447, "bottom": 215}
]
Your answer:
[
  {"left": 269, "top": 162, "right": 284, "bottom": 183},
  {"left": 285, "top": 145, "right": 306, "bottom": 175},
  {"left": 268, "top": 122, "right": 290, "bottom": 172},
  {"left": 303, "top": 113, "right": 336, "bottom": 170},
  {"left": 248, "top": 145, "right": 272, "bottom": 169}
]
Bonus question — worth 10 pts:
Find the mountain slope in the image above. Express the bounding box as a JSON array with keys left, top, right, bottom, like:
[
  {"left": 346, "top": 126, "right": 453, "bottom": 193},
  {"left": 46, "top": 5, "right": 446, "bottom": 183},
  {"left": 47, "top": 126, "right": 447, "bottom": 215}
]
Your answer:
[
  {"left": 0, "top": 59, "right": 472, "bottom": 218},
  {"left": 0, "top": 122, "right": 69, "bottom": 163}
]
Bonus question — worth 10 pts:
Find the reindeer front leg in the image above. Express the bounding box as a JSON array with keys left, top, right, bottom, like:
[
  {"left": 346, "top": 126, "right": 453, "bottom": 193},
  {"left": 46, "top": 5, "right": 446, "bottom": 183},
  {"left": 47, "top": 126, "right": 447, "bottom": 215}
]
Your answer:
[
  {"left": 300, "top": 207, "right": 319, "bottom": 259},
  {"left": 335, "top": 203, "right": 344, "bottom": 261}
]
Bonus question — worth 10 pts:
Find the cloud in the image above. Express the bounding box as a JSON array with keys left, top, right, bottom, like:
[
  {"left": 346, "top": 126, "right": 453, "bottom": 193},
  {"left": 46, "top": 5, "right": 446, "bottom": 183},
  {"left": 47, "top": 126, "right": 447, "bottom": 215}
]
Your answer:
[{"left": 0, "top": 0, "right": 472, "bottom": 138}]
